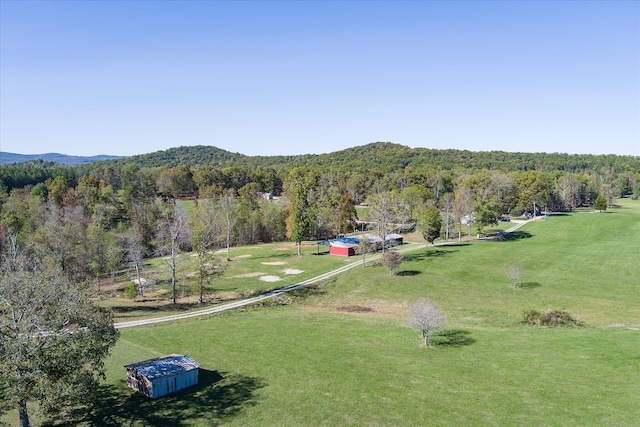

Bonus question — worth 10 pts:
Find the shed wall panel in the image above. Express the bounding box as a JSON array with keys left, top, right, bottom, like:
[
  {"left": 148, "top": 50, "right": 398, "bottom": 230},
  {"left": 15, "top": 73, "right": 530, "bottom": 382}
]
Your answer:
[
  {"left": 329, "top": 246, "right": 355, "bottom": 256},
  {"left": 149, "top": 370, "right": 199, "bottom": 398}
]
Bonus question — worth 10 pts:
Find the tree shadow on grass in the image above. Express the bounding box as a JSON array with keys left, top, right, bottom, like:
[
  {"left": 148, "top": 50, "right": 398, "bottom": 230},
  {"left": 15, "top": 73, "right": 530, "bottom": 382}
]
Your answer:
[
  {"left": 396, "top": 270, "right": 421, "bottom": 277},
  {"left": 431, "top": 330, "right": 476, "bottom": 347},
  {"left": 48, "top": 370, "right": 265, "bottom": 427},
  {"left": 288, "top": 284, "right": 326, "bottom": 299},
  {"left": 494, "top": 231, "right": 533, "bottom": 242},
  {"left": 403, "top": 249, "right": 459, "bottom": 263},
  {"left": 110, "top": 302, "right": 197, "bottom": 316},
  {"left": 518, "top": 281, "right": 542, "bottom": 289}
]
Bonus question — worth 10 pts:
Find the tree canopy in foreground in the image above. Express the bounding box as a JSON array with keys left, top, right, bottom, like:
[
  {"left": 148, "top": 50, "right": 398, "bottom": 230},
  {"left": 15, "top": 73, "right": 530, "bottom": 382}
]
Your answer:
[{"left": 0, "top": 256, "right": 119, "bottom": 427}]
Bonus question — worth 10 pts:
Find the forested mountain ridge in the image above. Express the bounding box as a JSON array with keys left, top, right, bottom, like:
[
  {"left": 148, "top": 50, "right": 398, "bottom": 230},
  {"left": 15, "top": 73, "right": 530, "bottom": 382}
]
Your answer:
[
  {"left": 82, "top": 142, "right": 640, "bottom": 174},
  {"left": 2, "top": 142, "right": 639, "bottom": 194}
]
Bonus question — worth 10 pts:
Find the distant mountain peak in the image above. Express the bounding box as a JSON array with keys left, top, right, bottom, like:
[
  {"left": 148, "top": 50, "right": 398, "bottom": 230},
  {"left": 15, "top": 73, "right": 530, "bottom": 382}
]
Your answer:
[{"left": 0, "top": 152, "right": 123, "bottom": 166}]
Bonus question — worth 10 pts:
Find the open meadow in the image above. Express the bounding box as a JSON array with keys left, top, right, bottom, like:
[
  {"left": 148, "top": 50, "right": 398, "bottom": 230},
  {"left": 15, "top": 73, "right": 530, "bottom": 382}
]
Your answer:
[{"left": 47, "top": 199, "right": 640, "bottom": 426}]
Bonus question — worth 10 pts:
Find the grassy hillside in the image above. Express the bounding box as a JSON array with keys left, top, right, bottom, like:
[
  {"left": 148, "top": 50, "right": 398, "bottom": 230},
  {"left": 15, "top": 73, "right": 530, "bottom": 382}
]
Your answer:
[{"left": 27, "top": 199, "right": 640, "bottom": 426}]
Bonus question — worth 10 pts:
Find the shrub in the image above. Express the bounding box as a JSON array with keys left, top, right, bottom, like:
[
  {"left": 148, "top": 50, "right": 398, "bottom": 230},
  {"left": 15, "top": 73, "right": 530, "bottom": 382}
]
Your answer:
[
  {"left": 521, "top": 309, "right": 581, "bottom": 327},
  {"left": 124, "top": 282, "right": 138, "bottom": 300}
]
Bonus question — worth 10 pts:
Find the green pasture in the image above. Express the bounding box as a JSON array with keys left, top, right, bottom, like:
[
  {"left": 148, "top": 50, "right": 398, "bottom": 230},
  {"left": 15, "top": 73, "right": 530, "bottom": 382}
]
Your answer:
[{"left": 40, "top": 200, "right": 640, "bottom": 425}]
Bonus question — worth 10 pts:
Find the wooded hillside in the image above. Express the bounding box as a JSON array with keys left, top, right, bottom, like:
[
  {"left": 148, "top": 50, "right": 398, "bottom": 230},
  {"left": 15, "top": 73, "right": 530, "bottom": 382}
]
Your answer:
[{"left": 79, "top": 142, "right": 640, "bottom": 174}]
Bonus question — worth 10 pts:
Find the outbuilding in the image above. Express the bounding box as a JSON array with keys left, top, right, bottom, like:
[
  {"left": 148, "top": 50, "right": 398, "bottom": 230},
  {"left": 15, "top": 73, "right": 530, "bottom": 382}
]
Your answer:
[
  {"left": 385, "top": 233, "right": 404, "bottom": 247},
  {"left": 328, "top": 239, "right": 358, "bottom": 256},
  {"left": 322, "top": 234, "right": 404, "bottom": 257},
  {"left": 124, "top": 354, "right": 200, "bottom": 399},
  {"left": 361, "top": 233, "right": 404, "bottom": 251}
]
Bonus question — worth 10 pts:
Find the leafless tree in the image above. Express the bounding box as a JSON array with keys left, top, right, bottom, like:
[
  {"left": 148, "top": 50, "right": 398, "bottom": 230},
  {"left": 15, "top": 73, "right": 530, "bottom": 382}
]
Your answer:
[
  {"left": 453, "top": 185, "right": 474, "bottom": 241},
  {"left": 406, "top": 298, "right": 446, "bottom": 346},
  {"left": 441, "top": 193, "right": 454, "bottom": 240},
  {"left": 122, "top": 228, "right": 147, "bottom": 297},
  {"left": 555, "top": 174, "right": 584, "bottom": 211},
  {"left": 356, "top": 236, "right": 371, "bottom": 267},
  {"left": 506, "top": 263, "right": 524, "bottom": 288},
  {"left": 191, "top": 199, "right": 225, "bottom": 303},
  {"left": 156, "top": 201, "right": 192, "bottom": 304},
  {"left": 365, "top": 191, "right": 409, "bottom": 253},
  {"left": 218, "top": 189, "right": 237, "bottom": 260}
]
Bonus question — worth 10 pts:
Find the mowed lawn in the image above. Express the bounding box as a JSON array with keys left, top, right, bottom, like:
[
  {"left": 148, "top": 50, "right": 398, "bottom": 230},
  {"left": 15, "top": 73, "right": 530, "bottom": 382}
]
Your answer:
[{"left": 59, "top": 200, "right": 640, "bottom": 426}]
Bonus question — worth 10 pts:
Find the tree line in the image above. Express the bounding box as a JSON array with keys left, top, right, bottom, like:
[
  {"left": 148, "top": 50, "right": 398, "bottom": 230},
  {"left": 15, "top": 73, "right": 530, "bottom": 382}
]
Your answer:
[
  {"left": 1, "top": 161, "right": 634, "bottom": 287},
  {"left": 0, "top": 143, "right": 638, "bottom": 301},
  {"left": 1, "top": 154, "right": 638, "bottom": 280},
  {"left": 3, "top": 142, "right": 639, "bottom": 193}
]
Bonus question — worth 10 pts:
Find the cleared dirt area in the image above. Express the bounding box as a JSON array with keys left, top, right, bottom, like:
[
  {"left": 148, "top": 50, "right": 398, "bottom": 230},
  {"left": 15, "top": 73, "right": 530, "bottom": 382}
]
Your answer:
[
  {"left": 305, "top": 299, "right": 408, "bottom": 318},
  {"left": 233, "top": 272, "right": 265, "bottom": 278},
  {"left": 260, "top": 275, "right": 281, "bottom": 282}
]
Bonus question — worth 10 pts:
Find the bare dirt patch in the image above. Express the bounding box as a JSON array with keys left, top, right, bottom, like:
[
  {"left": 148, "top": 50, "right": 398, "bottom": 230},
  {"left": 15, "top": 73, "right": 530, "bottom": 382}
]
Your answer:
[
  {"left": 276, "top": 244, "right": 297, "bottom": 250},
  {"left": 305, "top": 299, "right": 407, "bottom": 318},
  {"left": 236, "top": 254, "right": 252, "bottom": 258},
  {"left": 283, "top": 268, "right": 304, "bottom": 275},
  {"left": 260, "top": 275, "right": 282, "bottom": 282},
  {"left": 234, "top": 272, "right": 265, "bottom": 278},
  {"left": 261, "top": 261, "right": 287, "bottom": 266},
  {"left": 337, "top": 305, "right": 374, "bottom": 313}
]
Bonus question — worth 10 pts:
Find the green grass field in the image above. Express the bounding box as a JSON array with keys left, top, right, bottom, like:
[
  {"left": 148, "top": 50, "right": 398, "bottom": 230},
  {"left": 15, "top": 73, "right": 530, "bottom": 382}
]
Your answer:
[{"left": 32, "top": 200, "right": 640, "bottom": 425}]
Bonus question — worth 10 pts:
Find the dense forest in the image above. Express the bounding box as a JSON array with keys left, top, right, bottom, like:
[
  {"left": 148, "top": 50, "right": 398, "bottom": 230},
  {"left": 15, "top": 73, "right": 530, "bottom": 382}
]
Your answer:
[
  {"left": 0, "top": 142, "right": 638, "bottom": 297},
  {"left": 2, "top": 142, "right": 639, "bottom": 193}
]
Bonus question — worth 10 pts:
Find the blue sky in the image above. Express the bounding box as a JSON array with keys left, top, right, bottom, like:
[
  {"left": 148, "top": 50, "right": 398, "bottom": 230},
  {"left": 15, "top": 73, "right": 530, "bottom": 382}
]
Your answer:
[{"left": 1, "top": 0, "right": 638, "bottom": 157}]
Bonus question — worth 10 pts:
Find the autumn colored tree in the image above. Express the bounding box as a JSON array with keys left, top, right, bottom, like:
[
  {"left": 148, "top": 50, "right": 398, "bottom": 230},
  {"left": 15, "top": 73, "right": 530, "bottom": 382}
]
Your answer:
[
  {"left": 514, "top": 170, "right": 553, "bottom": 214},
  {"left": 168, "top": 165, "right": 196, "bottom": 199},
  {"left": 380, "top": 249, "right": 403, "bottom": 275},
  {"left": 336, "top": 192, "right": 358, "bottom": 234}
]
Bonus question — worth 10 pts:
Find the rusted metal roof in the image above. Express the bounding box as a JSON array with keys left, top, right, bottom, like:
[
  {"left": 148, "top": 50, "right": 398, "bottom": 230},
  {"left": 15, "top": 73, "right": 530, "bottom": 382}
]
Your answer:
[{"left": 124, "top": 354, "right": 200, "bottom": 380}]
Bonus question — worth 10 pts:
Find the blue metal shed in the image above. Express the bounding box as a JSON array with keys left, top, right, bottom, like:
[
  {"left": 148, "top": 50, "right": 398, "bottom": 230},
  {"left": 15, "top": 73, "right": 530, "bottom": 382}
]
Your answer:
[{"left": 124, "top": 354, "right": 200, "bottom": 399}]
